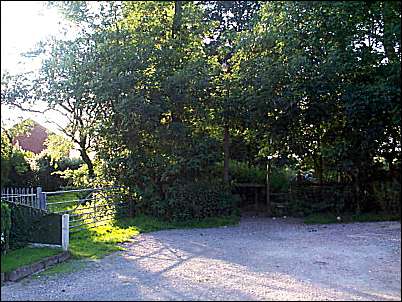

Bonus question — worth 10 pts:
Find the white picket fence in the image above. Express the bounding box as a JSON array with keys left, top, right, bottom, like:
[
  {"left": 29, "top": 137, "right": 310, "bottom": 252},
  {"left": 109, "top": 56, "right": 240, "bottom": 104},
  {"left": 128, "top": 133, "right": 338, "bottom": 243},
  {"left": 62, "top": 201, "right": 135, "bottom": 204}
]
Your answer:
[{"left": 1, "top": 187, "right": 46, "bottom": 210}]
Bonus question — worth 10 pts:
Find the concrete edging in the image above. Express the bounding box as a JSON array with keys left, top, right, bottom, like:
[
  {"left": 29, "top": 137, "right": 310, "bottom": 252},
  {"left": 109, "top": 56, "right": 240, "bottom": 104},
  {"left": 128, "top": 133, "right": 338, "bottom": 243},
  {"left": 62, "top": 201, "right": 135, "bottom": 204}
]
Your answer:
[{"left": 3, "top": 251, "right": 70, "bottom": 283}]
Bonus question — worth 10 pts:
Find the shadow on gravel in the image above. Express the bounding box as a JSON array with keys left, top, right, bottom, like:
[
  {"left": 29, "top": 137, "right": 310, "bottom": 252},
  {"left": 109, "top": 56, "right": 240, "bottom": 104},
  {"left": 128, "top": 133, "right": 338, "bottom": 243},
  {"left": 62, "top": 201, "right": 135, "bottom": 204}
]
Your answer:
[{"left": 117, "top": 218, "right": 401, "bottom": 301}]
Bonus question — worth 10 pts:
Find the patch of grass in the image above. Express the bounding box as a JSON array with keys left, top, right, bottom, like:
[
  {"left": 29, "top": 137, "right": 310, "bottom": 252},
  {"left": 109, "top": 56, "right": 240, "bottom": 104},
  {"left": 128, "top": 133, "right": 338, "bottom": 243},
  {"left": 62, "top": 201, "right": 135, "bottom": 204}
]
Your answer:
[
  {"left": 47, "top": 192, "right": 81, "bottom": 212},
  {"left": 68, "top": 214, "right": 240, "bottom": 259},
  {"left": 1, "top": 247, "right": 62, "bottom": 273},
  {"left": 304, "top": 212, "right": 401, "bottom": 224},
  {"left": 69, "top": 223, "right": 140, "bottom": 259},
  {"left": 2, "top": 214, "right": 240, "bottom": 277},
  {"left": 34, "top": 259, "right": 87, "bottom": 277},
  {"left": 116, "top": 214, "right": 240, "bottom": 233}
]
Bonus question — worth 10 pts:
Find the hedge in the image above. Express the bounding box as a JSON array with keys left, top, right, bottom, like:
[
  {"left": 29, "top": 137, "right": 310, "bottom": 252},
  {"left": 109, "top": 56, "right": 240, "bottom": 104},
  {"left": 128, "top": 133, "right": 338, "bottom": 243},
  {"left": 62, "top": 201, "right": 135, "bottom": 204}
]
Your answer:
[{"left": 1, "top": 201, "right": 12, "bottom": 254}]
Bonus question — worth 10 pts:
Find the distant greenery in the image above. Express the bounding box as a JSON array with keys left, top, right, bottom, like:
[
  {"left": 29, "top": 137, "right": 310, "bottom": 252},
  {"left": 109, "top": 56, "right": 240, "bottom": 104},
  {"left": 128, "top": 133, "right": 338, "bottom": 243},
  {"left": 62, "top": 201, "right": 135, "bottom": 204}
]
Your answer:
[
  {"left": 1, "top": 247, "right": 62, "bottom": 273},
  {"left": 46, "top": 192, "right": 82, "bottom": 213},
  {"left": 304, "top": 212, "right": 401, "bottom": 225},
  {"left": 1, "top": 120, "right": 83, "bottom": 190}
]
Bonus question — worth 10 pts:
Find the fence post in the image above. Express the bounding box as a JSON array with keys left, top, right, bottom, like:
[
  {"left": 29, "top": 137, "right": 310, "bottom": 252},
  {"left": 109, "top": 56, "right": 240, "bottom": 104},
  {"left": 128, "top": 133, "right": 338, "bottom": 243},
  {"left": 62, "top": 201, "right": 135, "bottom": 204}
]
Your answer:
[
  {"left": 37, "top": 187, "right": 47, "bottom": 210},
  {"left": 62, "top": 214, "right": 69, "bottom": 251}
]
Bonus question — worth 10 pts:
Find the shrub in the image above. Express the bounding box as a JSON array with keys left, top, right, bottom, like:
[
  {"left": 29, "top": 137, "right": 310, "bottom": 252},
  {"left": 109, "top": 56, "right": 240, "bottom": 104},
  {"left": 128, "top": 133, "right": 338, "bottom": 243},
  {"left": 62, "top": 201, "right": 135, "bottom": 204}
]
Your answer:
[
  {"left": 228, "top": 160, "right": 266, "bottom": 184},
  {"left": 3, "top": 149, "right": 38, "bottom": 187},
  {"left": 1, "top": 201, "right": 11, "bottom": 254},
  {"left": 270, "top": 168, "right": 292, "bottom": 193},
  {"left": 288, "top": 185, "right": 353, "bottom": 217},
  {"left": 371, "top": 180, "right": 401, "bottom": 215},
  {"left": 135, "top": 180, "right": 240, "bottom": 222},
  {"left": 213, "top": 160, "right": 292, "bottom": 193}
]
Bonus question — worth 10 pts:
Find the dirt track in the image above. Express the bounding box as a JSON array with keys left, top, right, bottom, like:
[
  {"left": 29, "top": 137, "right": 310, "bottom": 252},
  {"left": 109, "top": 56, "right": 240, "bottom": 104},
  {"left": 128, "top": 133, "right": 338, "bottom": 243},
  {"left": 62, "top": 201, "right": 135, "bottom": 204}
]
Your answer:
[{"left": 1, "top": 217, "right": 401, "bottom": 301}]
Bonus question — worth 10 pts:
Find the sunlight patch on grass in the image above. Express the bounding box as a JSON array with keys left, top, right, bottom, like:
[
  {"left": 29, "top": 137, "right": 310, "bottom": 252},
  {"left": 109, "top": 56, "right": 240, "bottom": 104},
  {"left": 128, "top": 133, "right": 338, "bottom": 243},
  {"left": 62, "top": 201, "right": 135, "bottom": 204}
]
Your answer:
[{"left": 68, "top": 214, "right": 240, "bottom": 259}]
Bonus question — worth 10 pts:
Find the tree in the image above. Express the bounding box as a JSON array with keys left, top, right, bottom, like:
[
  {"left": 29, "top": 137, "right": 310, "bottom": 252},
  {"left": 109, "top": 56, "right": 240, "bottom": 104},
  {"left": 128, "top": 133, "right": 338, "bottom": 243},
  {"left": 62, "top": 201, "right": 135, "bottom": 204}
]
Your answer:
[
  {"left": 202, "top": 1, "right": 261, "bottom": 185},
  {"left": 44, "top": 134, "right": 74, "bottom": 166},
  {"left": 1, "top": 120, "right": 36, "bottom": 187}
]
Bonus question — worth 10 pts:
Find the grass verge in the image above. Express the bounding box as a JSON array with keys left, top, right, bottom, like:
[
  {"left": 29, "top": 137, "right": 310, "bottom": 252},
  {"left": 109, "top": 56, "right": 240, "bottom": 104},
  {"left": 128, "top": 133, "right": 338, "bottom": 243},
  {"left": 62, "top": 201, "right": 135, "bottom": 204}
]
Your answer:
[
  {"left": 2, "top": 214, "right": 239, "bottom": 278},
  {"left": 68, "top": 214, "right": 240, "bottom": 259},
  {"left": 1, "top": 247, "right": 62, "bottom": 273},
  {"left": 304, "top": 212, "right": 401, "bottom": 224},
  {"left": 33, "top": 259, "right": 87, "bottom": 278}
]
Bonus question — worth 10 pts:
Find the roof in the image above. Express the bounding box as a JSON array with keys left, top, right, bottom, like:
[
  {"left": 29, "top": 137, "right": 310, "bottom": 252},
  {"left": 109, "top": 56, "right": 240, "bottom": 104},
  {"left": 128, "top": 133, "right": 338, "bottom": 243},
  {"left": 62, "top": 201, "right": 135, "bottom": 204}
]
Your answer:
[{"left": 13, "top": 120, "right": 50, "bottom": 154}]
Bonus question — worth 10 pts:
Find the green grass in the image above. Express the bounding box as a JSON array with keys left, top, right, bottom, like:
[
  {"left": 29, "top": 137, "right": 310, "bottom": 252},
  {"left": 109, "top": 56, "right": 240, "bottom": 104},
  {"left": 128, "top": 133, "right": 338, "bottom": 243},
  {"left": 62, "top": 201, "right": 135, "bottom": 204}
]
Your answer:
[
  {"left": 1, "top": 247, "right": 62, "bottom": 273},
  {"left": 68, "top": 214, "right": 240, "bottom": 259},
  {"left": 304, "top": 212, "right": 401, "bottom": 224},
  {"left": 116, "top": 214, "right": 240, "bottom": 233},
  {"left": 46, "top": 192, "right": 81, "bottom": 212},
  {"left": 33, "top": 259, "right": 87, "bottom": 278}
]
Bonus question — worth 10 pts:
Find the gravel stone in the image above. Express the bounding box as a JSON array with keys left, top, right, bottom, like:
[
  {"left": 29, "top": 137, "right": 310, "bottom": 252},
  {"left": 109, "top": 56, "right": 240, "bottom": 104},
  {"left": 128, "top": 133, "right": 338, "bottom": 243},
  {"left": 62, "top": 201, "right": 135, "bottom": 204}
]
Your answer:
[{"left": 1, "top": 217, "right": 400, "bottom": 301}]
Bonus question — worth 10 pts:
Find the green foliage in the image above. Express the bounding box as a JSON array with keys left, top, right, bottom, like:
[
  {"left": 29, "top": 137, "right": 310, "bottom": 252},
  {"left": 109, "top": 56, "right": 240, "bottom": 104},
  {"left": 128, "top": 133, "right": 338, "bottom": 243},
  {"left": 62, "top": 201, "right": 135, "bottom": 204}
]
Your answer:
[
  {"left": 46, "top": 192, "right": 81, "bottom": 213},
  {"left": 1, "top": 126, "right": 37, "bottom": 187},
  {"left": 213, "top": 160, "right": 292, "bottom": 193},
  {"left": 44, "top": 134, "right": 74, "bottom": 167},
  {"left": 32, "top": 154, "right": 84, "bottom": 191},
  {"left": 227, "top": 160, "right": 266, "bottom": 184},
  {"left": 1, "top": 1, "right": 400, "bottom": 218},
  {"left": 371, "top": 180, "right": 401, "bottom": 214},
  {"left": 54, "top": 164, "right": 91, "bottom": 188},
  {"left": 288, "top": 185, "right": 354, "bottom": 217},
  {"left": 135, "top": 180, "right": 240, "bottom": 222},
  {"left": 1, "top": 120, "right": 36, "bottom": 186},
  {"left": 1, "top": 123, "right": 82, "bottom": 190},
  {"left": 271, "top": 168, "right": 293, "bottom": 193},
  {"left": 1, "top": 202, "right": 11, "bottom": 254},
  {"left": 1, "top": 247, "right": 62, "bottom": 273},
  {"left": 116, "top": 214, "right": 240, "bottom": 233}
]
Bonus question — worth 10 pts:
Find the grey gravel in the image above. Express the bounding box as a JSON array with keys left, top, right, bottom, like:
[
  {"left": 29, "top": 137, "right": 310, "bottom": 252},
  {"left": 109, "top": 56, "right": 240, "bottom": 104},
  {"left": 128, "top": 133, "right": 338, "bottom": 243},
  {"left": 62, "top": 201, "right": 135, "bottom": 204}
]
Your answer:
[{"left": 1, "top": 217, "right": 400, "bottom": 301}]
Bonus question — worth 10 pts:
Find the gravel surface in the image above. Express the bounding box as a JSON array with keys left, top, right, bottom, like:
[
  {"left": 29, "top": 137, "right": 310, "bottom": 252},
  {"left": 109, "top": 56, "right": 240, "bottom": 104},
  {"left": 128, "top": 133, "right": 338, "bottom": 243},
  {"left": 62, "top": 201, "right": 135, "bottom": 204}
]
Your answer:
[{"left": 1, "top": 217, "right": 401, "bottom": 301}]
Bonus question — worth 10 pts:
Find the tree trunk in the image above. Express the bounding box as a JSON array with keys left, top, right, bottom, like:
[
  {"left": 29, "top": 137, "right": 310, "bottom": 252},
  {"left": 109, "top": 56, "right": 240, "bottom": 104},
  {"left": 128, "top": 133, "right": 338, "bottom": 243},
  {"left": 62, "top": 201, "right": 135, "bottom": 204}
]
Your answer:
[
  {"left": 80, "top": 148, "right": 95, "bottom": 179},
  {"left": 223, "top": 124, "right": 230, "bottom": 185},
  {"left": 172, "top": 1, "right": 182, "bottom": 39}
]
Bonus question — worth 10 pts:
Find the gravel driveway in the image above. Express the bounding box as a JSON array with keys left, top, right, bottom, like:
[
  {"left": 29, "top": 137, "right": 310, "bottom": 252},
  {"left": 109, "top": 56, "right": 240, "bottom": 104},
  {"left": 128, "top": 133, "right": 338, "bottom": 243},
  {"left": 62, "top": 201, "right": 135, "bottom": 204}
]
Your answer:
[{"left": 1, "top": 217, "right": 401, "bottom": 301}]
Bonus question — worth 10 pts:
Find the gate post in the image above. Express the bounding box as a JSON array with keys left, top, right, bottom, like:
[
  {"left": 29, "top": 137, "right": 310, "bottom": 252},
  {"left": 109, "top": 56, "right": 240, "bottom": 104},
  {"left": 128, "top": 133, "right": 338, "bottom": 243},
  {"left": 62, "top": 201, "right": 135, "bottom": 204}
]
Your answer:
[
  {"left": 62, "top": 214, "right": 69, "bottom": 251},
  {"left": 37, "top": 187, "right": 47, "bottom": 211}
]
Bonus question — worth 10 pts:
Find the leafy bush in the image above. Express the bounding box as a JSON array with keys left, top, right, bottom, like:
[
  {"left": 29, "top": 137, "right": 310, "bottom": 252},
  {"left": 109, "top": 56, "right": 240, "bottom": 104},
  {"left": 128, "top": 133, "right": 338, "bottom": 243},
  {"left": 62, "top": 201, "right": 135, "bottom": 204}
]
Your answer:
[
  {"left": 270, "top": 168, "right": 292, "bottom": 193},
  {"left": 135, "top": 180, "right": 240, "bottom": 222},
  {"left": 228, "top": 160, "right": 266, "bottom": 184},
  {"left": 288, "top": 185, "right": 353, "bottom": 217},
  {"left": 371, "top": 180, "right": 401, "bottom": 215},
  {"left": 33, "top": 155, "right": 85, "bottom": 190},
  {"left": 213, "top": 160, "right": 292, "bottom": 193},
  {"left": 1, "top": 201, "right": 11, "bottom": 254},
  {"left": 2, "top": 149, "right": 37, "bottom": 187}
]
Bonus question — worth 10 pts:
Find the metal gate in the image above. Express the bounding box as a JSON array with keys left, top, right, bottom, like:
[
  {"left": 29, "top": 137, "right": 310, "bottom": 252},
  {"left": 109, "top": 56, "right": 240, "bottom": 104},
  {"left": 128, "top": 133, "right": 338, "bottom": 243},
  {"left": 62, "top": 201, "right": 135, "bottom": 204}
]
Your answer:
[{"left": 43, "top": 187, "right": 129, "bottom": 232}]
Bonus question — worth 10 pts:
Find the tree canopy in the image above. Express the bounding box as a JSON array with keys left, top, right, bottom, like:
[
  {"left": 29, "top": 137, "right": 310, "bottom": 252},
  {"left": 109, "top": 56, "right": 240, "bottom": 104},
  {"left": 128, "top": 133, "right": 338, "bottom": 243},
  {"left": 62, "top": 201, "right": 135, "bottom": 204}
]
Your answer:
[{"left": 1, "top": 1, "right": 400, "bottom": 218}]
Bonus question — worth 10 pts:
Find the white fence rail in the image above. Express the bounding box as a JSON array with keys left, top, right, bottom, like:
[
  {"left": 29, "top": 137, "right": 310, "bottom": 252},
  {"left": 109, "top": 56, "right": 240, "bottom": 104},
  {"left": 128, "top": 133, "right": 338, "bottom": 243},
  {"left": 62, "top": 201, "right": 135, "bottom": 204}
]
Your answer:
[{"left": 0, "top": 187, "right": 46, "bottom": 209}]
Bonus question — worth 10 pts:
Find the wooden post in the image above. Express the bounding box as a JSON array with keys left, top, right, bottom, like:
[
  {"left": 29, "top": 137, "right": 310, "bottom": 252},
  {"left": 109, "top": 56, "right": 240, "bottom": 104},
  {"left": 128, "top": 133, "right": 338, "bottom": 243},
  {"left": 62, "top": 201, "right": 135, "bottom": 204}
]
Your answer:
[
  {"left": 62, "top": 214, "right": 69, "bottom": 251},
  {"left": 266, "top": 158, "right": 272, "bottom": 216}
]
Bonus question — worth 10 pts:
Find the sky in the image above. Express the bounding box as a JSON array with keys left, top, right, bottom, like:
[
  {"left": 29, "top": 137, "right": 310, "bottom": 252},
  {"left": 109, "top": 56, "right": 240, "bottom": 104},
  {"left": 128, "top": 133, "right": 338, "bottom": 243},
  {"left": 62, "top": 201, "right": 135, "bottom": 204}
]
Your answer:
[{"left": 1, "top": 1, "right": 68, "bottom": 133}]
